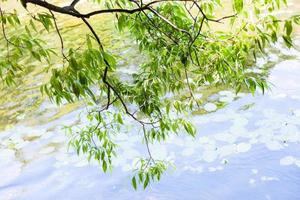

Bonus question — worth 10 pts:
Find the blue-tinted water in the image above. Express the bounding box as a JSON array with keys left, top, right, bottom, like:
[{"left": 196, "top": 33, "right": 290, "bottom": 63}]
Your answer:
[{"left": 1, "top": 46, "right": 300, "bottom": 200}]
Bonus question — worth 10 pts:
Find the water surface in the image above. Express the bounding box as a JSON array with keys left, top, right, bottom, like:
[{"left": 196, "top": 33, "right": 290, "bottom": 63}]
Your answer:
[{"left": 1, "top": 1, "right": 300, "bottom": 200}]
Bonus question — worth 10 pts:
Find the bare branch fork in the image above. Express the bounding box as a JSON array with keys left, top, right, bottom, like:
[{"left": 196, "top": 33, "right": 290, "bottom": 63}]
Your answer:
[{"left": 70, "top": 0, "right": 81, "bottom": 8}]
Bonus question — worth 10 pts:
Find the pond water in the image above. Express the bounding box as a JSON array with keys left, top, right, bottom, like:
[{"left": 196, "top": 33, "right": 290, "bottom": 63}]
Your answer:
[{"left": 1, "top": 1, "right": 300, "bottom": 200}]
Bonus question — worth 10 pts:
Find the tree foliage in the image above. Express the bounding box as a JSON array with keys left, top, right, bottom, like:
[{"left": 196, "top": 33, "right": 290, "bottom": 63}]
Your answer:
[{"left": 0, "top": 0, "right": 299, "bottom": 189}]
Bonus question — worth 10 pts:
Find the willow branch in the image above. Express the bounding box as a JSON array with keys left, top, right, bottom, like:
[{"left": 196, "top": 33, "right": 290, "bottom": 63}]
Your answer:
[{"left": 49, "top": 10, "right": 68, "bottom": 63}]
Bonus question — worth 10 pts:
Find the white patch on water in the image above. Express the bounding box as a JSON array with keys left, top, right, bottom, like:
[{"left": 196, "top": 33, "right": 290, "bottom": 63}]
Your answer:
[
  {"left": 193, "top": 93, "right": 203, "bottom": 99},
  {"left": 203, "top": 103, "right": 218, "bottom": 112},
  {"left": 202, "top": 150, "right": 218, "bottom": 163},
  {"left": 280, "top": 156, "right": 296, "bottom": 166},
  {"left": 261, "top": 176, "right": 280, "bottom": 182},
  {"left": 183, "top": 166, "right": 203, "bottom": 173},
  {"left": 295, "top": 160, "right": 300, "bottom": 168},
  {"left": 218, "top": 90, "right": 235, "bottom": 97},
  {"left": 214, "top": 133, "right": 236, "bottom": 143},
  {"left": 219, "top": 96, "right": 234, "bottom": 103},
  {"left": 268, "top": 54, "right": 279, "bottom": 62},
  {"left": 74, "top": 160, "right": 89, "bottom": 168},
  {"left": 265, "top": 141, "right": 283, "bottom": 151},
  {"left": 39, "top": 146, "right": 56, "bottom": 154},
  {"left": 0, "top": 149, "right": 22, "bottom": 187},
  {"left": 181, "top": 148, "right": 195, "bottom": 156},
  {"left": 251, "top": 169, "right": 258, "bottom": 174},
  {"left": 249, "top": 179, "right": 256, "bottom": 185},
  {"left": 218, "top": 145, "right": 236, "bottom": 158},
  {"left": 236, "top": 143, "right": 252, "bottom": 153}
]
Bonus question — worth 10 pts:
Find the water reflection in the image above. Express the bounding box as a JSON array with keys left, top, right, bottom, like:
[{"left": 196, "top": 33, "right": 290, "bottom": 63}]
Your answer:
[
  {"left": 0, "top": 44, "right": 300, "bottom": 199},
  {"left": 1, "top": 1, "right": 300, "bottom": 199}
]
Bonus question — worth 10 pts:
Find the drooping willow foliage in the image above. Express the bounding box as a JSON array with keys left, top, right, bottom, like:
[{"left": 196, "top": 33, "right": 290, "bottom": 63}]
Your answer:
[{"left": 0, "top": 0, "right": 299, "bottom": 189}]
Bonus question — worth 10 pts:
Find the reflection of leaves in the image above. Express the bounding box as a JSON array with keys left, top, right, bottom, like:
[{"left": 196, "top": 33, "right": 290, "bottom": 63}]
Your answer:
[
  {"left": 239, "top": 103, "right": 255, "bottom": 111},
  {"left": 216, "top": 101, "right": 228, "bottom": 109},
  {"left": 3, "top": 0, "right": 300, "bottom": 190}
]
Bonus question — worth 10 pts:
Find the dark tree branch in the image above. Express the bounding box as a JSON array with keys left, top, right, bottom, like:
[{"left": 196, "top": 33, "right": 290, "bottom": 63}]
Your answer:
[
  {"left": 148, "top": 7, "right": 193, "bottom": 40},
  {"left": 49, "top": 10, "right": 68, "bottom": 64},
  {"left": 80, "top": 13, "right": 158, "bottom": 126},
  {"left": 26, "top": 0, "right": 163, "bottom": 18},
  {"left": 70, "top": 0, "right": 81, "bottom": 8}
]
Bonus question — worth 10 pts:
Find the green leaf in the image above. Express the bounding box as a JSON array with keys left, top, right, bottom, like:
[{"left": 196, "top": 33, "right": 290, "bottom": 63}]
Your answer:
[
  {"left": 117, "top": 113, "right": 123, "bottom": 124},
  {"left": 143, "top": 175, "right": 149, "bottom": 189},
  {"left": 117, "top": 14, "right": 127, "bottom": 32},
  {"left": 102, "top": 51, "right": 116, "bottom": 70},
  {"left": 233, "top": 0, "right": 244, "bottom": 13},
  {"left": 102, "top": 161, "right": 107, "bottom": 172},
  {"left": 292, "top": 15, "right": 300, "bottom": 25},
  {"left": 183, "top": 121, "right": 196, "bottom": 137},
  {"left": 282, "top": 35, "right": 293, "bottom": 48},
  {"left": 132, "top": 177, "right": 137, "bottom": 190},
  {"left": 284, "top": 20, "right": 293, "bottom": 36}
]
